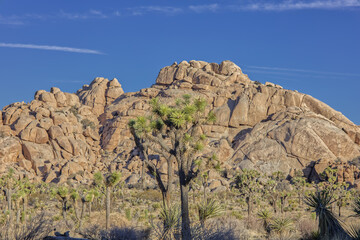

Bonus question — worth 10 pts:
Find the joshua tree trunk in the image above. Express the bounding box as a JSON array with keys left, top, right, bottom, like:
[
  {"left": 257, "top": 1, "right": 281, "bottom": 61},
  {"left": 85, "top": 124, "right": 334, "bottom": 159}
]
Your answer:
[
  {"left": 166, "top": 157, "right": 173, "bottom": 206},
  {"left": 62, "top": 200, "right": 67, "bottom": 220},
  {"left": 338, "top": 205, "right": 341, "bottom": 217},
  {"left": 79, "top": 200, "right": 85, "bottom": 229},
  {"left": 106, "top": 185, "right": 111, "bottom": 230},
  {"left": 203, "top": 180, "right": 207, "bottom": 203},
  {"left": 16, "top": 208, "right": 20, "bottom": 224},
  {"left": 22, "top": 197, "right": 27, "bottom": 225},
  {"left": 88, "top": 202, "right": 92, "bottom": 217},
  {"left": 247, "top": 196, "right": 252, "bottom": 218},
  {"left": 141, "top": 161, "right": 145, "bottom": 189},
  {"left": 179, "top": 169, "right": 191, "bottom": 240},
  {"left": 271, "top": 196, "right": 278, "bottom": 213},
  {"left": 6, "top": 189, "right": 12, "bottom": 223}
]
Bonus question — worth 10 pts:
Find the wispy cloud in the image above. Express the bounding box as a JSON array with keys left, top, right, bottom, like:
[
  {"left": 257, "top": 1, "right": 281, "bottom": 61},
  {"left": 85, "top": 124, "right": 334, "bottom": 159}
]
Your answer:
[
  {"left": 59, "top": 9, "right": 107, "bottom": 20},
  {"left": 126, "top": 6, "right": 182, "bottom": 16},
  {"left": 0, "top": 14, "right": 24, "bottom": 25},
  {"left": 1, "top": 1, "right": 358, "bottom": 25},
  {"left": 245, "top": 65, "right": 360, "bottom": 77},
  {"left": 0, "top": 43, "right": 104, "bottom": 55},
  {"left": 189, "top": 4, "right": 219, "bottom": 13},
  {"left": 235, "top": 0, "right": 360, "bottom": 11},
  {"left": 50, "top": 80, "right": 84, "bottom": 84}
]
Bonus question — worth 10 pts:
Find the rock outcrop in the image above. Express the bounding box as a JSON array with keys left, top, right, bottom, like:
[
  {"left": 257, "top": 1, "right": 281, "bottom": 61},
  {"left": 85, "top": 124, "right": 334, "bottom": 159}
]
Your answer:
[
  {"left": 0, "top": 61, "right": 359, "bottom": 187},
  {"left": 77, "top": 77, "right": 124, "bottom": 116}
]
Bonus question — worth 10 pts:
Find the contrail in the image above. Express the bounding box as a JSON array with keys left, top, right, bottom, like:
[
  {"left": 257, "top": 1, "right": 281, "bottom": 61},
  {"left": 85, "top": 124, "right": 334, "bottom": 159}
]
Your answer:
[
  {"left": 245, "top": 65, "right": 360, "bottom": 77},
  {"left": 0, "top": 42, "right": 104, "bottom": 55}
]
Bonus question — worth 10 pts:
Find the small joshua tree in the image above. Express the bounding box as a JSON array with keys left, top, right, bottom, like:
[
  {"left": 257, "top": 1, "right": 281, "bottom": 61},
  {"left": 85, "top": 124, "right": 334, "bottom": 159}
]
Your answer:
[
  {"left": 51, "top": 186, "right": 71, "bottom": 227},
  {"left": 0, "top": 168, "right": 16, "bottom": 223},
  {"left": 234, "top": 169, "right": 261, "bottom": 220},
  {"left": 94, "top": 171, "right": 121, "bottom": 230},
  {"left": 291, "top": 170, "right": 310, "bottom": 206}
]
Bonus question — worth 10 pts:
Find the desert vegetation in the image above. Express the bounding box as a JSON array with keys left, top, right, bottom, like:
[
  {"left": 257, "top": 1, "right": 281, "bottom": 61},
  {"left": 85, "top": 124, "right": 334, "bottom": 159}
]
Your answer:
[
  {"left": 0, "top": 95, "right": 360, "bottom": 240},
  {"left": 1, "top": 164, "right": 360, "bottom": 239}
]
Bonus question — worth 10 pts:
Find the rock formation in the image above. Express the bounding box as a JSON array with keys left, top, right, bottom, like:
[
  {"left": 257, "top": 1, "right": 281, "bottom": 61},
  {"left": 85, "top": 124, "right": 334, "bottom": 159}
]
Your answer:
[{"left": 0, "top": 60, "right": 359, "bottom": 189}]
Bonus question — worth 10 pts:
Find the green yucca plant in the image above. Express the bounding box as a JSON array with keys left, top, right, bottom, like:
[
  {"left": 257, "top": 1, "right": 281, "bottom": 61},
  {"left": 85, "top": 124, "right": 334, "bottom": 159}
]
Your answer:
[
  {"left": 353, "top": 197, "right": 360, "bottom": 217},
  {"left": 257, "top": 208, "right": 272, "bottom": 232},
  {"left": 270, "top": 216, "right": 293, "bottom": 240},
  {"left": 304, "top": 191, "right": 350, "bottom": 239},
  {"left": 159, "top": 204, "right": 181, "bottom": 239},
  {"left": 197, "top": 199, "right": 223, "bottom": 227},
  {"left": 347, "top": 197, "right": 360, "bottom": 240},
  {"left": 347, "top": 224, "right": 360, "bottom": 240}
]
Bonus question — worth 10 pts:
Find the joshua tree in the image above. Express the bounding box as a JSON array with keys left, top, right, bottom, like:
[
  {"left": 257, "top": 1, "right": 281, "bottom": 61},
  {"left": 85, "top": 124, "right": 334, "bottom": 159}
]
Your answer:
[
  {"left": 334, "top": 182, "right": 354, "bottom": 217},
  {"left": 94, "top": 171, "right": 121, "bottom": 230},
  {"left": 319, "top": 167, "right": 339, "bottom": 194},
  {"left": 291, "top": 170, "right": 310, "bottom": 205},
  {"left": 129, "top": 95, "right": 215, "bottom": 240},
  {"left": 0, "top": 168, "right": 21, "bottom": 224},
  {"left": 234, "top": 169, "right": 261, "bottom": 219},
  {"left": 51, "top": 186, "right": 71, "bottom": 227}
]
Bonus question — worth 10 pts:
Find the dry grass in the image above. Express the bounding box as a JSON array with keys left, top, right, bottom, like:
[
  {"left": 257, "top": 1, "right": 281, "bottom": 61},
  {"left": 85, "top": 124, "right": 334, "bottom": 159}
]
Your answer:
[{"left": 0, "top": 212, "right": 54, "bottom": 240}]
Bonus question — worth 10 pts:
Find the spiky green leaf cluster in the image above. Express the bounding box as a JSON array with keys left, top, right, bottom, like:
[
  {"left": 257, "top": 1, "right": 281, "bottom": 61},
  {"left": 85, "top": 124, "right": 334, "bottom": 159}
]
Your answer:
[
  {"left": 169, "top": 110, "right": 186, "bottom": 128},
  {"left": 106, "top": 172, "right": 122, "bottom": 187},
  {"left": 304, "top": 191, "right": 349, "bottom": 239},
  {"left": 270, "top": 217, "right": 293, "bottom": 236},
  {"left": 198, "top": 199, "right": 223, "bottom": 224},
  {"left": 94, "top": 172, "right": 104, "bottom": 186}
]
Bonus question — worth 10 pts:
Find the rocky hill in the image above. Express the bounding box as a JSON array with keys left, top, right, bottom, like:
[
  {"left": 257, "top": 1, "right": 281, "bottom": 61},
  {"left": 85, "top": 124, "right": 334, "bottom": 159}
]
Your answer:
[{"left": 0, "top": 60, "right": 359, "bottom": 189}]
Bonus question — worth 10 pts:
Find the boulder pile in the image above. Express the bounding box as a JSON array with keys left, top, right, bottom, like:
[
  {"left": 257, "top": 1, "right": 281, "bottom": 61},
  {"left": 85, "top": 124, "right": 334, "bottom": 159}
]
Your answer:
[{"left": 0, "top": 61, "right": 359, "bottom": 189}]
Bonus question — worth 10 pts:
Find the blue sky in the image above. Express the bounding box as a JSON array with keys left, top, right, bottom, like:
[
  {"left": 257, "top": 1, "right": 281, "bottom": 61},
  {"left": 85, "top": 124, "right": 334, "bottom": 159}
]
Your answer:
[{"left": 0, "top": 0, "right": 359, "bottom": 124}]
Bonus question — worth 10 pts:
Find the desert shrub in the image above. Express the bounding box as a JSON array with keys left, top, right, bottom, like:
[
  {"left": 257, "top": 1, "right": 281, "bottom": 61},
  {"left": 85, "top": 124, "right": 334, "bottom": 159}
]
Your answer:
[
  {"left": 230, "top": 211, "right": 243, "bottom": 220},
  {"left": 125, "top": 208, "right": 132, "bottom": 221},
  {"left": 80, "top": 225, "right": 150, "bottom": 240},
  {"left": 297, "top": 218, "right": 317, "bottom": 239},
  {"left": 69, "top": 105, "right": 79, "bottom": 117},
  {"left": 81, "top": 119, "right": 95, "bottom": 130},
  {"left": 254, "top": 81, "right": 261, "bottom": 85},
  {"left": 195, "top": 217, "right": 250, "bottom": 240},
  {"left": 133, "top": 189, "right": 162, "bottom": 202},
  {"left": 0, "top": 212, "right": 53, "bottom": 240}
]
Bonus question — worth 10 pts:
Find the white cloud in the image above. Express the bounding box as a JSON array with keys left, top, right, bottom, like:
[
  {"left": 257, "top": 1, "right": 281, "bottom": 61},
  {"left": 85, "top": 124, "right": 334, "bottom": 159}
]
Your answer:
[
  {"left": 0, "top": 14, "right": 24, "bottom": 25},
  {"left": 237, "top": 0, "right": 360, "bottom": 11},
  {"left": 58, "top": 10, "right": 107, "bottom": 20},
  {"left": 127, "top": 6, "right": 183, "bottom": 16},
  {"left": 0, "top": 43, "right": 104, "bottom": 55},
  {"left": 114, "top": 11, "right": 121, "bottom": 17},
  {"left": 189, "top": 4, "right": 219, "bottom": 13}
]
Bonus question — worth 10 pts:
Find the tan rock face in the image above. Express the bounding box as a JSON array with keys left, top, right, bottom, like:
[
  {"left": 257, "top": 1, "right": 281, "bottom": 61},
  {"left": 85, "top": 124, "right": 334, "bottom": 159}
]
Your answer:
[
  {"left": 77, "top": 77, "right": 124, "bottom": 116},
  {"left": 231, "top": 107, "right": 360, "bottom": 176},
  {"left": 0, "top": 60, "right": 359, "bottom": 185},
  {"left": 0, "top": 137, "right": 22, "bottom": 163}
]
